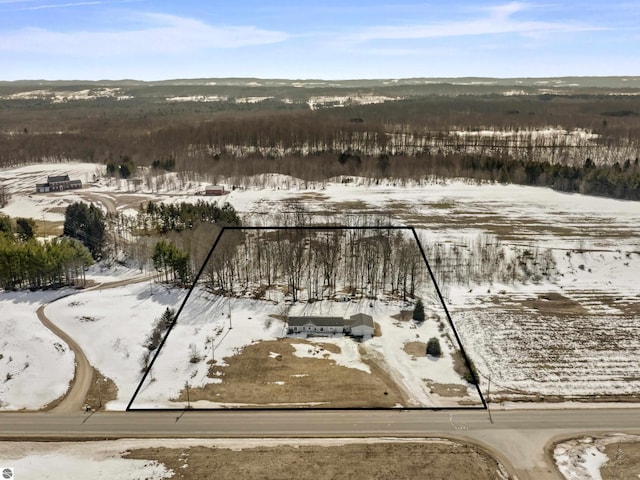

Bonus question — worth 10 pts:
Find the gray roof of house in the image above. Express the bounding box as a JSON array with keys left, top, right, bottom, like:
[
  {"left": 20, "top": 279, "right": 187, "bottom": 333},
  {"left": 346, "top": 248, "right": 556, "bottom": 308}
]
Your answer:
[
  {"left": 48, "top": 175, "right": 70, "bottom": 183},
  {"left": 345, "top": 313, "right": 374, "bottom": 328},
  {"left": 288, "top": 316, "right": 344, "bottom": 327}
]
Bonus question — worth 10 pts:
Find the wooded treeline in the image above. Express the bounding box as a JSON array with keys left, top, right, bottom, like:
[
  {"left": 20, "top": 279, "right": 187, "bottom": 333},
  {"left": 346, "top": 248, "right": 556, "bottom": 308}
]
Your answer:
[
  {"left": 2, "top": 93, "right": 640, "bottom": 200},
  {"left": 0, "top": 233, "right": 92, "bottom": 290},
  {"left": 200, "top": 228, "right": 427, "bottom": 302}
]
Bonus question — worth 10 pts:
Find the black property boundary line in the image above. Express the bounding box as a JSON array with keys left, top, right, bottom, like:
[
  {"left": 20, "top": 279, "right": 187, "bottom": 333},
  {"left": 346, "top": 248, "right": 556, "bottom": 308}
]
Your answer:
[{"left": 127, "top": 226, "right": 487, "bottom": 411}]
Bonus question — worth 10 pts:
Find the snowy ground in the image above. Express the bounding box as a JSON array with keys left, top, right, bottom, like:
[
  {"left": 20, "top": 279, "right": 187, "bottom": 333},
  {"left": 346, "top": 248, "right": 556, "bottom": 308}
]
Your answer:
[
  {"left": 0, "top": 290, "right": 75, "bottom": 410},
  {"left": 43, "top": 280, "right": 474, "bottom": 409},
  {"left": 554, "top": 434, "right": 640, "bottom": 480},
  {"left": 2, "top": 161, "right": 640, "bottom": 408}
]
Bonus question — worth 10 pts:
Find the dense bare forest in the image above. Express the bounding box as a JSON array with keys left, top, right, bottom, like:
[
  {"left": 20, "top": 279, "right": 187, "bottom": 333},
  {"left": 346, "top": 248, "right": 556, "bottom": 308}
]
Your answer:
[{"left": 1, "top": 78, "right": 640, "bottom": 200}]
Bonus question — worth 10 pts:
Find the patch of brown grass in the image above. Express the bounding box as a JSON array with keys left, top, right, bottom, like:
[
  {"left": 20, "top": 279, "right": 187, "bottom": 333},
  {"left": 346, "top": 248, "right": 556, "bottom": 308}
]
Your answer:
[
  {"left": 521, "top": 292, "right": 588, "bottom": 315},
  {"left": 178, "top": 338, "right": 402, "bottom": 407},
  {"left": 124, "top": 442, "right": 506, "bottom": 480},
  {"left": 84, "top": 368, "right": 118, "bottom": 411},
  {"left": 403, "top": 341, "right": 427, "bottom": 358},
  {"left": 391, "top": 310, "right": 413, "bottom": 321},
  {"left": 601, "top": 442, "right": 640, "bottom": 479},
  {"left": 425, "top": 381, "right": 469, "bottom": 398},
  {"left": 373, "top": 321, "right": 382, "bottom": 337},
  {"left": 34, "top": 220, "right": 63, "bottom": 236}
]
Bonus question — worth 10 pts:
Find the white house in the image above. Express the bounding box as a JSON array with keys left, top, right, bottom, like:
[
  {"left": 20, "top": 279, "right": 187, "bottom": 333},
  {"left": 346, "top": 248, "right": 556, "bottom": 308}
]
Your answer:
[
  {"left": 287, "top": 313, "right": 374, "bottom": 338},
  {"left": 35, "top": 174, "right": 82, "bottom": 193},
  {"left": 345, "top": 313, "right": 375, "bottom": 337}
]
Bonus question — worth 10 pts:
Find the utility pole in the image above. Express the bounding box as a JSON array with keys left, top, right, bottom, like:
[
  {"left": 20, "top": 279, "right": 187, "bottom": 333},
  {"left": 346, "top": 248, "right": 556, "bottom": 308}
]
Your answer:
[
  {"left": 97, "top": 378, "right": 102, "bottom": 409},
  {"left": 486, "top": 374, "right": 493, "bottom": 424},
  {"left": 185, "top": 381, "right": 191, "bottom": 410}
]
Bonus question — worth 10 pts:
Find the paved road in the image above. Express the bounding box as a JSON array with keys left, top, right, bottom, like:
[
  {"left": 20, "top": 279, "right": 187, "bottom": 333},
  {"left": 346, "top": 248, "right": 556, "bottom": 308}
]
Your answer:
[{"left": 1, "top": 408, "right": 639, "bottom": 479}]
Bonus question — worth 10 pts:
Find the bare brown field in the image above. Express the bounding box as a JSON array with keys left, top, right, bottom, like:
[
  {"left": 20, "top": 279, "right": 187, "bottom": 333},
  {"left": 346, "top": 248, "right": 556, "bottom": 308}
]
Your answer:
[
  {"left": 601, "top": 442, "right": 640, "bottom": 479},
  {"left": 176, "top": 339, "right": 403, "bottom": 407},
  {"left": 331, "top": 200, "right": 371, "bottom": 211},
  {"left": 520, "top": 292, "right": 588, "bottom": 316},
  {"left": 124, "top": 441, "right": 507, "bottom": 480},
  {"left": 291, "top": 192, "right": 330, "bottom": 202}
]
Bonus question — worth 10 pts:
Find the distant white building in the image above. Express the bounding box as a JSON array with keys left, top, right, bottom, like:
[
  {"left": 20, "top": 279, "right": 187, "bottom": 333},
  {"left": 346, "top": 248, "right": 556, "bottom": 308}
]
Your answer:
[
  {"left": 287, "top": 313, "right": 374, "bottom": 338},
  {"left": 35, "top": 174, "right": 82, "bottom": 193}
]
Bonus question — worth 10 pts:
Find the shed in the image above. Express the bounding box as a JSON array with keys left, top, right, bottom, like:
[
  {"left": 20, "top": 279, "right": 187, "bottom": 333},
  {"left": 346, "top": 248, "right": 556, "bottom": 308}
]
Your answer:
[{"left": 205, "top": 185, "right": 226, "bottom": 196}]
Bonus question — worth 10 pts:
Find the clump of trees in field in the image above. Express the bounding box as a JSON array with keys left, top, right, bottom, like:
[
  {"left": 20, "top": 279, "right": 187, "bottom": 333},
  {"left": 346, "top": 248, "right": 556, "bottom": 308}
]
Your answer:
[
  {"left": 63, "top": 201, "right": 106, "bottom": 260},
  {"left": 136, "top": 200, "right": 240, "bottom": 234},
  {"left": 0, "top": 216, "right": 92, "bottom": 290},
  {"left": 103, "top": 200, "right": 242, "bottom": 287},
  {"left": 419, "top": 233, "right": 557, "bottom": 287}
]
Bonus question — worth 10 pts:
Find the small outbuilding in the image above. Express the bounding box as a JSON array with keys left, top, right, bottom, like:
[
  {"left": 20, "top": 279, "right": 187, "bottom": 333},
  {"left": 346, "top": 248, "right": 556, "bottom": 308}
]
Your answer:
[{"left": 205, "top": 185, "right": 226, "bottom": 196}]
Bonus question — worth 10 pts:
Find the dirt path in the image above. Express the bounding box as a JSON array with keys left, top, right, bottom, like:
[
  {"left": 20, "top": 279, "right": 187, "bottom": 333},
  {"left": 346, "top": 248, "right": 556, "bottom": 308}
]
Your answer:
[
  {"left": 36, "top": 303, "right": 91, "bottom": 412},
  {"left": 36, "top": 275, "right": 152, "bottom": 412},
  {"left": 78, "top": 192, "right": 117, "bottom": 214}
]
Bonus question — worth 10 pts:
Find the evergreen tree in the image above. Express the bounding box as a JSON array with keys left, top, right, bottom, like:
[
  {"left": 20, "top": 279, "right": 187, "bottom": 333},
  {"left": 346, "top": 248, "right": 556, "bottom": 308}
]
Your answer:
[
  {"left": 152, "top": 239, "right": 190, "bottom": 286},
  {"left": 159, "top": 307, "right": 176, "bottom": 329},
  {"left": 412, "top": 298, "right": 425, "bottom": 321},
  {"left": 63, "top": 201, "right": 106, "bottom": 260},
  {"left": 15, "top": 217, "right": 36, "bottom": 241},
  {"left": 0, "top": 215, "right": 12, "bottom": 234},
  {"left": 0, "top": 234, "right": 92, "bottom": 291},
  {"left": 426, "top": 337, "right": 442, "bottom": 357}
]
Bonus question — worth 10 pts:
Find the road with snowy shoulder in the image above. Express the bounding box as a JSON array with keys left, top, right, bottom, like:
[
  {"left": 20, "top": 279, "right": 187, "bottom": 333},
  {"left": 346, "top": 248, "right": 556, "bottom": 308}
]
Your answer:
[{"left": 1, "top": 408, "right": 639, "bottom": 480}]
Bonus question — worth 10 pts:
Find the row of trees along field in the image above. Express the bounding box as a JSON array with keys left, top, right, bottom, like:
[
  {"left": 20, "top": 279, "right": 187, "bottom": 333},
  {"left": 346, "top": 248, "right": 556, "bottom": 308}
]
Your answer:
[
  {"left": 0, "top": 215, "right": 92, "bottom": 290},
  {"left": 2, "top": 94, "right": 640, "bottom": 200},
  {"left": 194, "top": 228, "right": 557, "bottom": 302}
]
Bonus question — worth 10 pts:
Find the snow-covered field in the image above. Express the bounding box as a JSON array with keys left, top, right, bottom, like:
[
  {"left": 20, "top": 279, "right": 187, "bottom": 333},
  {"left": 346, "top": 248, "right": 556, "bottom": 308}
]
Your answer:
[
  {"left": 0, "top": 290, "right": 74, "bottom": 410},
  {"left": 38, "top": 279, "right": 476, "bottom": 409},
  {"left": 2, "top": 161, "right": 640, "bottom": 409}
]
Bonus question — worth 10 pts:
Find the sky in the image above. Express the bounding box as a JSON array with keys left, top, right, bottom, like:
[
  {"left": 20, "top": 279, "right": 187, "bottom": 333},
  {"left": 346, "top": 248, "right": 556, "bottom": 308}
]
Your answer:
[{"left": 0, "top": 0, "right": 638, "bottom": 80}]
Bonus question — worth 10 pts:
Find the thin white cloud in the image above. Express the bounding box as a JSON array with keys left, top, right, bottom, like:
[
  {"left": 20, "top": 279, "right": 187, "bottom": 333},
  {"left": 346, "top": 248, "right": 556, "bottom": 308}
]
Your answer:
[
  {"left": 0, "top": 12, "right": 288, "bottom": 55},
  {"left": 345, "top": 2, "right": 603, "bottom": 43},
  {"left": 19, "top": 1, "right": 101, "bottom": 10}
]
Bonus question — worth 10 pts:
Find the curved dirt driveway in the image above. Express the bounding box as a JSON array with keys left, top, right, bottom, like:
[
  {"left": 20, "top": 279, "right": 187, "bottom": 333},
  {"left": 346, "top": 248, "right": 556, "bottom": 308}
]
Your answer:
[
  {"left": 36, "top": 303, "right": 92, "bottom": 413},
  {"left": 37, "top": 275, "right": 152, "bottom": 412}
]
